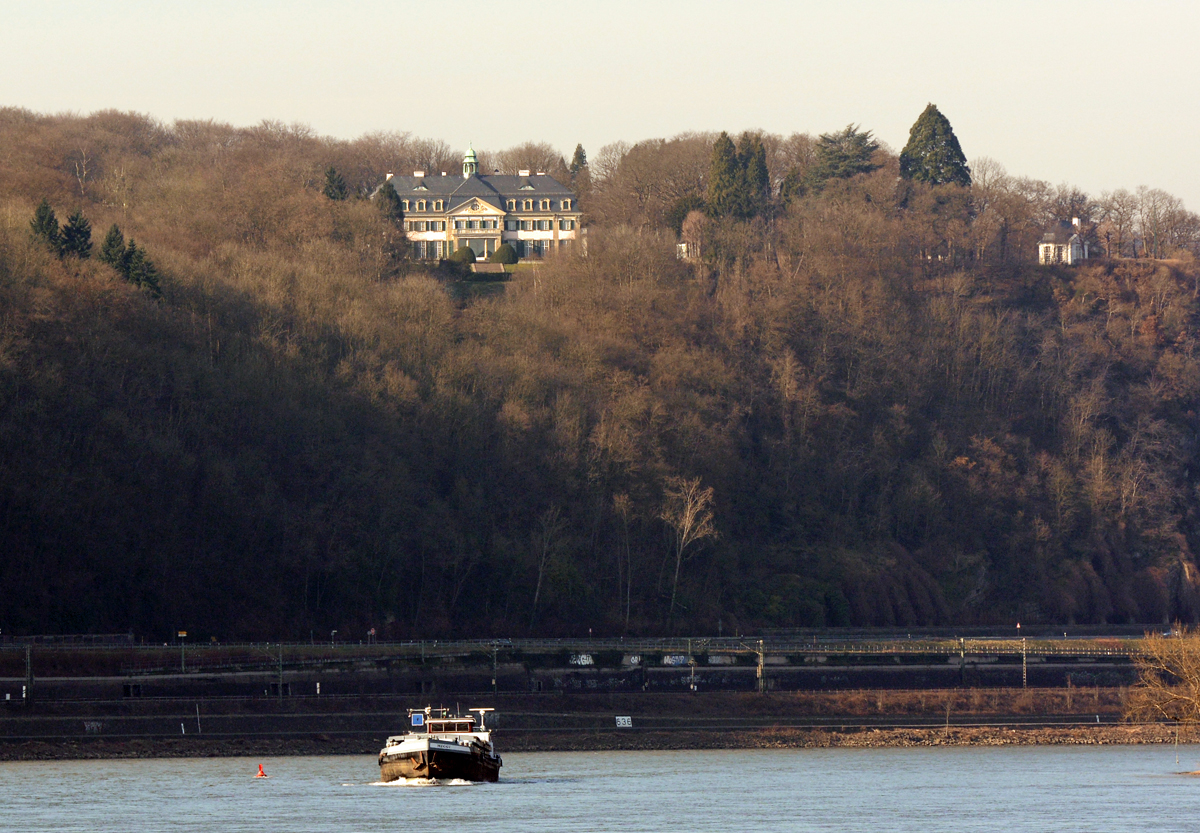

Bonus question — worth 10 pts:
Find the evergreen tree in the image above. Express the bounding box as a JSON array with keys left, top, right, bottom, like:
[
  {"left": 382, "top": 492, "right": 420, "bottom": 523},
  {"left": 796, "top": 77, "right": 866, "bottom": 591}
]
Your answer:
[
  {"left": 779, "top": 167, "right": 805, "bottom": 207},
  {"left": 899, "top": 104, "right": 971, "bottom": 187},
  {"left": 706, "top": 132, "right": 741, "bottom": 219},
  {"left": 323, "top": 166, "right": 349, "bottom": 200},
  {"left": 666, "top": 194, "right": 706, "bottom": 236},
  {"left": 569, "top": 144, "right": 587, "bottom": 177},
  {"left": 374, "top": 182, "right": 405, "bottom": 223},
  {"left": 30, "top": 199, "right": 62, "bottom": 254},
  {"left": 736, "top": 132, "right": 770, "bottom": 219},
  {"left": 99, "top": 224, "right": 126, "bottom": 267},
  {"left": 124, "top": 240, "right": 162, "bottom": 297},
  {"left": 807, "top": 125, "right": 880, "bottom": 191},
  {"left": 60, "top": 210, "right": 93, "bottom": 259}
]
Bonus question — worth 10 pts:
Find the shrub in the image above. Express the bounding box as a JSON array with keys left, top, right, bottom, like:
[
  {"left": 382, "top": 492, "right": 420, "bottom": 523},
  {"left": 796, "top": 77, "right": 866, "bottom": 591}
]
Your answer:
[
  {"left": 488, "top": 243, "right": 518, "bottom": 264},
  {"left": 448, "top": 245, "right": 477, "bottom": 265}
]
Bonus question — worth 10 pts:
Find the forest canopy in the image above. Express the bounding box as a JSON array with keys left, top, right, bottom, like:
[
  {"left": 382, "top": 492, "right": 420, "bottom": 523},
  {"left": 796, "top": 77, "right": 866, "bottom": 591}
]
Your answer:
[{"left": 2, "top": 105, "right": 1200, "bottom": 641}]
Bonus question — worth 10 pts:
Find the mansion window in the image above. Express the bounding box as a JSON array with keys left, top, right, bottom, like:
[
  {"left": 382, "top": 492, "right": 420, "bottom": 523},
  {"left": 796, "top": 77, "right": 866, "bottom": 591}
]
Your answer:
[
  {"left": 401, "top": 200, "right": 410, "bottom": 211},
  {"left": 416, "top": 200, "right": 427, "bottom": 211},
  {"left": 559, "top": 219, "right": 575, "bottom": 230},
  {"left": 506, "top": 199, "right": 516, "bottom": 211},
  {"left": 536, "top": 220, "right": 551, "bottom": 231},
  {"left": 412, "top": 240, "right": 446, "bottom": 259},
  {"left": 521, "top": 220, "right": 533, "bottom": 231},
  {"left": 522, "top": 199, "right": 533, "bottom": 211},
  {"left": 505, "top": 219, "right": 518, "bottom": 231},
  {"left": 561, "top": 199, "right": 572, "bottom": 210},
  {"left": 434, "top": 200, "right": 444, "bottom": 210},
  {"left": 539, "top": 199, "right": 551, "bottom": 210}
]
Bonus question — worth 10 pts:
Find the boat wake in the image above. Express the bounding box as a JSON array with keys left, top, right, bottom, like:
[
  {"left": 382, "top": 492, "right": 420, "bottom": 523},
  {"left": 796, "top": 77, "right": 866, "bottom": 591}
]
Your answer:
[{"left": 371, "top": 777, "right": 479, "bottom": 787}]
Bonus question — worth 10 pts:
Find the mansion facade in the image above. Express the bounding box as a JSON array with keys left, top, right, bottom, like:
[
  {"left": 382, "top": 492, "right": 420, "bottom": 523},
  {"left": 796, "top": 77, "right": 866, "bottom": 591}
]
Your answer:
[{"left": 386, "top": 148, "right": 582, "bottom": 260}]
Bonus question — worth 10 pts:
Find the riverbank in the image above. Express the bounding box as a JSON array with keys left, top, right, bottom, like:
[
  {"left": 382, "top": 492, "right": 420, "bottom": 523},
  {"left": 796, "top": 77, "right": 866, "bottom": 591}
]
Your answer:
[{"left": 0, "top": 724, "right": 1188, "bottom": 761}]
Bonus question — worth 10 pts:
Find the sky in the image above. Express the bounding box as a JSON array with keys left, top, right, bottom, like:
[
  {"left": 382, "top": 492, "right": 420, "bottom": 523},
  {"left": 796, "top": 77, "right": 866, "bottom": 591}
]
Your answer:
[{"left": 5, "top": 0, "right": 1200, "bottom": 207}]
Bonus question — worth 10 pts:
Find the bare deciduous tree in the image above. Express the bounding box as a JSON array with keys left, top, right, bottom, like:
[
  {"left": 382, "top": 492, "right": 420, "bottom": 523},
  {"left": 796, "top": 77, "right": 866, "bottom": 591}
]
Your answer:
[
  {"left": 1126, "top": 627, "right": 1200, "bottom": 724},
  {"left": 529, "top": 506, "right": 567, "bottom": 629},
  {"left": 660, "top": 476, "right": 717, "bottom": 618}
]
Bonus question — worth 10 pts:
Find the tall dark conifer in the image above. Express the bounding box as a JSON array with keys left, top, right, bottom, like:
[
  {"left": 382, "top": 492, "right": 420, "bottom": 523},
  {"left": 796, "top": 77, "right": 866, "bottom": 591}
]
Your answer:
[
  {"left": 569, "top": 144, "right": 587, "bottom": 177},
  {"left": 736, "top": 132, "right": 770, "bottom": 219},
  {"left": 899, "top": 104, "right": 971, "bottom": 187},
  {"left": 99, "top": 224, "right": 126, "bottom": 267},
  {"left": 124, "top": 240, "right": 162, "bottom": 296},
  {"left": 706, "top": 132, "right": 741, "bottom": 219},
  {"left": 60, "top": 210, "right": 93, "bottom": 259},
  {"left": 323, "top": 166, "right": 349, "bottom": 200},
  {"left": 30, "top": 199, "right": 62, "bottom": 254},
  {"left": 374, "top": 182, "right": 405, "bottom": 223}
]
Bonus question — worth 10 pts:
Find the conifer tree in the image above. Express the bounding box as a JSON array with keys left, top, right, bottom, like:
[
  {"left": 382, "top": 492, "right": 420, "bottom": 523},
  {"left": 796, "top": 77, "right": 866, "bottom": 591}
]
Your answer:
[
  {"left": 899, "top": 104, "right": 971, "bottom": 187},
  {"left": 99, "top": 224, "right": 126, "bottom": 267},
  {"left": 323, "top": 166, "right": 349, "bottom": 200},
  {"left": 706, "top": 132, "right": 741, "bottom": 219},
  {"left": 60, "top": 210, "right": 93, "bottom": 259},
  {"left": 374, "top": 182, "right": 405, "bottom": 223},
  {"left": 779, "top": 168, "right": 805, "bottom": 207},
  {"left": 30, "top": 199, "right": 62, "bottom": 254},
  {"left": 807, "top": 125, "right": 880, "bottom": 191},
  {"left": 736, "top": 132, "right": 770, "bottom": 219},
  {"left": 569, "top": 144, "right": 587, "bottom": 177},
  {"left": 124, "top": 240, "right": 162, "bottom": 297}
]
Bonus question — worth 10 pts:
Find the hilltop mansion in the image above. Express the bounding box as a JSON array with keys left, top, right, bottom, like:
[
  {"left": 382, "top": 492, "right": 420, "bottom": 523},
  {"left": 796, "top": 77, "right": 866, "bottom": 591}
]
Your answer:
[{"left": 386, "top": 148, "right": 582, "bottom": 260}]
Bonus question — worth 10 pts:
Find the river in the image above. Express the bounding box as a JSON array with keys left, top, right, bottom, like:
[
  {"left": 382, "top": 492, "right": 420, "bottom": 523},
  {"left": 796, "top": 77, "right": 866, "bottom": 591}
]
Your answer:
[{"left": 3, "top": 745, "right": 1200, "bottom": 832}]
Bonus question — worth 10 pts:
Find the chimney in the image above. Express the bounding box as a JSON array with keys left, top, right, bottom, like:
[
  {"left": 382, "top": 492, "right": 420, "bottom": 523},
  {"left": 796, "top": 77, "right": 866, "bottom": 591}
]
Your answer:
[
  {"left": 441, "top": 172, "right": 447, "bottom": 176},
  {"left": 536, "top": 171, "right": 545, "bottom": 176},
  {"left": 413, "top": 170, "right": 425, "bottom": 178},
  {"left": 1072, "top": 217, "right": 1080, "bottom": 229},
  {"left": 518, "top": 169, "right": 530, "bottom": 177},
  {"left": 385, "top": 173, "right": 393, "bottom": 181}
]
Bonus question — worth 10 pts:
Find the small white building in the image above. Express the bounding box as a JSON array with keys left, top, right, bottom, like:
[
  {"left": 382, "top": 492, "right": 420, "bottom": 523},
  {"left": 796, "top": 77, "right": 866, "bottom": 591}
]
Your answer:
[
  {"left": 384, "top": 147, "right": 582, "bottom": 261},
  {"left": 1039, "top": 219, "right": 1089, "bottom": 265}
]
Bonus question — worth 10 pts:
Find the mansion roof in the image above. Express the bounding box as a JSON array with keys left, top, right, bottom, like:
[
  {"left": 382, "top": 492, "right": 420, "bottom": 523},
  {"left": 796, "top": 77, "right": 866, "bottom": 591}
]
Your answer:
[{"left": 387, "top": 172, "right": 576, "bottom": 214}]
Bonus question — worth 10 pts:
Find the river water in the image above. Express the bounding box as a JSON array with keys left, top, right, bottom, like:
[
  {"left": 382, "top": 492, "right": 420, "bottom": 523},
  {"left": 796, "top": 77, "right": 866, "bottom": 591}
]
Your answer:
[{"left": 4, "top": 745, "right": 1200, "bottom": 832}]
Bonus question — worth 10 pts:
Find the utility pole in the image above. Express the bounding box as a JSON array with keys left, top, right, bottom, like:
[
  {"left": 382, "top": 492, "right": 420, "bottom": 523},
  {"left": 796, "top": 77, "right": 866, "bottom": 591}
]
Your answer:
[
  {"left": 278, "top": 642, "right": 284, "bottom": 704},
  {"left": 1022, "top": 637, "right": 1027, "bottom": 689},
  {"left": 24, "top": 645, "right": 33, "bottom": 707},
  {"left": 492, "top": 644, "right": 498, "bottom": 694},
  {"left": 756, "top": 639, "right": 765, "bottom": 694}
]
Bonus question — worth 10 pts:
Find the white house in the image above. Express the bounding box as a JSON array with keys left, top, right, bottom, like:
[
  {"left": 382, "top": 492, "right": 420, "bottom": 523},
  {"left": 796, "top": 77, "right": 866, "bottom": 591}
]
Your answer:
[
  {"left": 385, "top": 147, "right": 582, "bottom": 261},
  {"left": 1039, "top": 219, "right": 1089, "bottom": 265}
]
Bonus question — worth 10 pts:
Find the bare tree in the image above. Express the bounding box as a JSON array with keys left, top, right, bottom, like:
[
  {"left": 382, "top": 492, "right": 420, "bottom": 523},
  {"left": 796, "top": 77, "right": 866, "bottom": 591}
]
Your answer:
[
  {"left": 1097, "top": 188, "right": 1138, "bottom": 257},
  {"left": 659, "top": 476, "right": 717, "bottom": 618},
  {"left": 494, "top": 142, "right": 568, "bottom": 179},
  {"left": 1126, "top": 627, "right": 1200, "bottom": 724},
  {"left": 529, "top": 506, "right": 567, "bottom": 630},
  {"left": 613, "top": 493, "right": 634, "bottom": 631}
]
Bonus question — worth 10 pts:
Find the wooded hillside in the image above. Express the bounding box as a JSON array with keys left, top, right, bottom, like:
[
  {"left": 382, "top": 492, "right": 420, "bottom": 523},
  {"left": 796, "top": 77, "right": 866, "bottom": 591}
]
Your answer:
[{"left": 2, "top": 108, "right": 1199, "bottom": 640}]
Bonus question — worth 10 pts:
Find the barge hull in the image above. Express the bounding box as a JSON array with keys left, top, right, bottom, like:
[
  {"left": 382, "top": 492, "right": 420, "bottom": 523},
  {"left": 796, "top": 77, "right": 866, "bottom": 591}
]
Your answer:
[{"left": 379, "top": 750, "right": 500, "bottom": 783}]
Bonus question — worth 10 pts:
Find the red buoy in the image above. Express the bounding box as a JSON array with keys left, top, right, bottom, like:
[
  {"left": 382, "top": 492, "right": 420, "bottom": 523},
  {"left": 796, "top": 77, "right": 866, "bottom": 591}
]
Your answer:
[{"left": 256, "top": 764, "right": 267, "bottom": 778}]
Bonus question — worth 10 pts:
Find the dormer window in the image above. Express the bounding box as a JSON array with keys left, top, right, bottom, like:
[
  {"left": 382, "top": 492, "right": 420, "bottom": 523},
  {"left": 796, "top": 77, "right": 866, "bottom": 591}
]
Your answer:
[
  {"left": 522, "top": 199, "right": 533, "bottom": 211},
  {"left": 539, "top": 199, "right": 551, "bottom": 211},
  {"left": 506, "top": 199, "right": 516, "bottom": 211},
  {"left": 416, "top": 200, "right": 427, "bottom": 212},
  {"left": 561, "top": 199, "right": 572, "bottom": 211},
  {"left": 401, "top": 200, "right": 410, "bottom": 211},
  {"left": 434, "top": 200, "right": 444, "bottom": 211}
]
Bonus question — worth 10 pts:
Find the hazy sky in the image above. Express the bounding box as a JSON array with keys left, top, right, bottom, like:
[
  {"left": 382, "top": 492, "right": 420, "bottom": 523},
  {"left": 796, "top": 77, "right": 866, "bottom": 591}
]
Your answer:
[{"left": 5, "top": 1, "right": 1199, "bottom": 207}]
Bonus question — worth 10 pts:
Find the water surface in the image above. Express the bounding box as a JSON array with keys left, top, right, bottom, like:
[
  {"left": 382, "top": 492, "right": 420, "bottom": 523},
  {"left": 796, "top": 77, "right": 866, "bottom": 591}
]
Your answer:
[{"left": 3, "top": 745, "right": 1200, "bottom": 832}]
